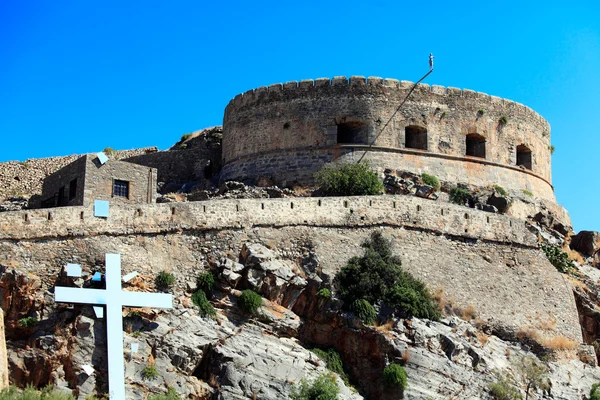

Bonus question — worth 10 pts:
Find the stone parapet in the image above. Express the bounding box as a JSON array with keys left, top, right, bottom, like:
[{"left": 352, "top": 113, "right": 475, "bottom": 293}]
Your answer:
[{"left": 0, "top": 195, "right": 537, "bottom": 246}]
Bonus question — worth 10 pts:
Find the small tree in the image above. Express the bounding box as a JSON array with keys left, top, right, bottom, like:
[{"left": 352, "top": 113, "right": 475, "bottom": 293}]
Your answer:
[
  {"left": 590, "top": 383, "right": 600, "bottom": 400},
  {"left": 192, "top": 290, "right": 216, "bottom": 317},
  {"left": 290, "top": 373, "right": 340, "bottom": 400},
  {"left": 315, "top": 162, "right": 384, "bottom": 196},
  {"left": 383, "top": 363, "right": 408, "bottom": 391},
  {"left": 239, "top": 290, "right": 262, "bottom": 314}
]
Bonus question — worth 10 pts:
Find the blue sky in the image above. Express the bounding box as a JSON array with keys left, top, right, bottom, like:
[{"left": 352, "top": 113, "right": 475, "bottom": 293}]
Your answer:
[{"left": 1, "top": 1, "right": 599, "bottom": 232}]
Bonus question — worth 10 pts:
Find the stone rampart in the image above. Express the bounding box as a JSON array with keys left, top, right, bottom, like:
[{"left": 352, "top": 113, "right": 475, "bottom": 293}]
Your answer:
[
  {"left": 0, "top": 195, "right": 582, "bottom": 343},
  {"left": 222, "top": 77, "right": 554, "bottom": 200},
  {"left": 0, "top": 195, "right": 536, "bottom": 245}
]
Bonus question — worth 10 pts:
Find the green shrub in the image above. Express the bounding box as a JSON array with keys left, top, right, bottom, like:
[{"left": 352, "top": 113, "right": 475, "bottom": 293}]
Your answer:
[
  {"left": 238, "top": 289, "right": 262, "bottom": 314},
  {"left": 290, "top": 373, "right": 340, "bottom": 400},
  {"left": 477, "top": 109, "right": 485, "bottom": 116},
  {"left": 499, "top": 116, "right": 508, "bottom": 125},
  {"left": 350, "top": 299, "right": 377, "bottom": 325},
  {"left": 315, "top": 162, "right": 384, "bottom": 197},
  {"left": 197, "top": 272, "right": 215, "bottom": 292},
  {"left": 421, "top": 173, "right": 440, "bottom": 190},
  {"left": 590, "top": 383, "right": 600, "bottom": 400},
  {"left": 317, "top": 288, "right": 331, "bottom": 298},
  {"left": 155, "top": 271, "right": 175, "bottom": 289},
  {"left": 149, "top": 387, "right": 180, "bottom": 400},
  {"left": 335, "top": 232, "right": 439, "bottom": 321},
  {"left": 0, "top": 386, "right": 76, "bottom": 400},
  {"left": 523, "top": 189, "right": 533, "bottom": 197},
  {"left": 18, "top": 317, "right": 39, "bottom": 328},
  {"left": 549, "top": 145, "right": 555, "bottom": 154},
  {"left": 488, "top": 375, "right": 522, "bottom": 400},
  {"left": 192, "top": 290, "right": 216, "bottom": 317},
  {"left": 383, "top": 363, "right": 407, "bottom": 390},
  {"left": 450, "top": 187, "right": 470, "bottom": 205},
  {"left": 311, "top": 348, "right": 348, "bottom": 383},
  {"left": 493, "top": 185, "right": 507, "bottom": 196},
  {"left": 102, "top": 147, "right": 116, "bottom": 156},
  {"left": 179, "top": 143, "right": 188, "bottom": 150},
  {"left": 142, "top": 365, "right": 159, "bottom": 381},
  {"left": 180, "top": 133, "right": 192, "bottom": 142},
  {"left": 385, "top": 272, "right": 441, "bottom": 320},
  {"left": 541, "top": 244, "right": 574, "bottom": 274}
]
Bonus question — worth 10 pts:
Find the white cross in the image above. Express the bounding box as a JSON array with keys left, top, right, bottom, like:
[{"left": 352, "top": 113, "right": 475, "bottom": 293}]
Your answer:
[{"left": 55, "top": 254, "right": 173, "bottom": 399}]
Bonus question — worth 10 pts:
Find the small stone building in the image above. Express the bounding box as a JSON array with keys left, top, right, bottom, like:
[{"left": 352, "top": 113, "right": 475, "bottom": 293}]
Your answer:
[{"left": 40, "top": 154, "right": 157, "bottom": 208}]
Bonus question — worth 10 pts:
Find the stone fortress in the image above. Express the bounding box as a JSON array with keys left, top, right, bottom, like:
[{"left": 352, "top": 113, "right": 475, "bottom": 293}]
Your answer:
[
  {"left": 222, "top": 76, "right": 554, "bottom": 201},
  {"left": 1, "top": 76, "right": 600, "bottom": 399}
]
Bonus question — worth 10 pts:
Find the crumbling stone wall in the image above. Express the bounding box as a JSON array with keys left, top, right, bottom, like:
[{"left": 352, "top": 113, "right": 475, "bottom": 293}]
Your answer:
[
  {"left": 0, "top": 148, "right": 156, "bottom": 202},
  {"left": 222, "top": 77, "right": 554, "bottom": 200},
  {"left": 40, "top": 155, "right": 157, "bottom": 207}
]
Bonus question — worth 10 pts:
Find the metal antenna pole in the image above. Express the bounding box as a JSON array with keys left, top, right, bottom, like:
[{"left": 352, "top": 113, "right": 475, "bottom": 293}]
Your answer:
[{"left": 356, "top": 57, "right": 434, "bottom": 163}]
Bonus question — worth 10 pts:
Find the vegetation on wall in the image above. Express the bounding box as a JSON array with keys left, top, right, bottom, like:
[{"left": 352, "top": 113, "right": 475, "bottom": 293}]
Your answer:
[
  {"left": 0, "top": 386, "right": 75, "bottom": 400},
  {"left": 334, "top": 232, "right": 441, "bottom": 323},
  {"left": 541, "top": 244, "right": 574, "bottom": 274},
  {"left": 450, "top": 187, "right": 470, "bottom": 205},
  {"left": 197, "top": 272, "right": 215, "bottom": 292},
  {"left": 315, "top": 162, "right": 384, "bottom": 197},
  {"left": 590, "top": 383, "right": 600, "bottom": 400},
  {"left": 421, "top": 173, "right": 440, "bottom": 190},
  {"left": 493, "top": 185, "right": 507, "bottom": 196}
]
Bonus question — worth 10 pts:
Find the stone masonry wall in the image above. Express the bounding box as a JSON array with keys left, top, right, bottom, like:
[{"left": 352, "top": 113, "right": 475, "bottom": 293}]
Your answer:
[
  {"left": 82, "top": 156, "right": 158, "bottom": 205},
  {"left": 0, "top": 148, "right": 156, "bottom": 202},
  {"left": 39, "top": 156, "right": 87, "bottom": 207},
  {"left": 0, "top": 195, "right": 582, "bottom": 343},
  {"left": 222, "top": 76, "right": 554, "bottom": 200}
]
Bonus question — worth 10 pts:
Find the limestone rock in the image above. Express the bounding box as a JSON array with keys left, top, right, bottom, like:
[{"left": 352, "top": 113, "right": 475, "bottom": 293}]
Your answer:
[{"left": 571, "top": 230, "right": 600, "bottom": 257}]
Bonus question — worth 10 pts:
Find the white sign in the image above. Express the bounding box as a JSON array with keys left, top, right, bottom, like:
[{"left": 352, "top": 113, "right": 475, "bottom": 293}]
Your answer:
[{"left": 55, "top": 254, "right": 173, "bottom": 399}]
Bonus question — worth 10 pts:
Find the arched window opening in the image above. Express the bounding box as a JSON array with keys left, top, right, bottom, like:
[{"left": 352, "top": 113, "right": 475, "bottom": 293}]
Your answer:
[
  {"left": 466, "top": 133, "right": 486, "bottom": 158},
  {"left": 337, "top": 122, "right": 369, "bottom": 144},
  {"left": 405, "top": 126, "right": 427, "bottom": 150},
  {"left": 516, "top": 144, "right": 532, "bottom": 170}
]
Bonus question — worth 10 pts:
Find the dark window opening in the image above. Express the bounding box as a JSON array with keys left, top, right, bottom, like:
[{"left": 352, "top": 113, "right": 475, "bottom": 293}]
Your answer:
[
  {"left": 516, "top": 145, "right": 532, "bottom": 170},
  {"left": 405, "top": 126, "right": 428, "bottom": 150},
  {"left": 336, "top": 122, "right": 368, "bottom": 144},
  {"left": 69, "top": 178, "right": 77, "bottom": 200},
  {"left": 466, "top": 133, "right": 486, "bottom": 158},
  {"left": 113, "top": 179, "right": 130, "bottom": 198},
  {"left": 57, "top": 186, "right": 66, "bottom": 206}
]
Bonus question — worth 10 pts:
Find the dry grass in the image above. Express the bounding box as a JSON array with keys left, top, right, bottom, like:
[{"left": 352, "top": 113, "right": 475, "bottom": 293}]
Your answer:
[
  {"left": 461, "top": 304, "right": 477, "bottom": 320},
  {"left": 534, "top": 316, "right": 557, "bottom": 332},
  {"left": 475, "top": 331, "right": 489, "bottom": 346},
  {"left": 401, "top": 349, "right": 411, "bottom": 365},
  {"left": 375, "top": 320, "right": 395, "bottom": 333},
  {"left": 518, "top": 327, "right": 578, "bottom": 350},
  {"left": 542, "top": 336, "right": 578, "bottom": 350}
]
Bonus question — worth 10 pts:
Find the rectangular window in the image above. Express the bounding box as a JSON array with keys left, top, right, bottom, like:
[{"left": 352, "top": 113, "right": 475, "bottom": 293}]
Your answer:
[
  {"left": 69, "top": 178, "right": 77, "bottom": 200},
  {"left": 113, "top": 179, "right": 130, "bottom": 198}
]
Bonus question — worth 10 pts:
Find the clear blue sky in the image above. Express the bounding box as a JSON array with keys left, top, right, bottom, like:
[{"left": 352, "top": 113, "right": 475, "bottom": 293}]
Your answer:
[{"left": 1, "top": 1, "right": 599, "bottom": 232}]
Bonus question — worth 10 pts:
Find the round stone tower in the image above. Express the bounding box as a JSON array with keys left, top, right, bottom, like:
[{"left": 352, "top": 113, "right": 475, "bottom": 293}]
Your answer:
[{"left": 221, "top": 76, "right": 554, "bottom": 201}]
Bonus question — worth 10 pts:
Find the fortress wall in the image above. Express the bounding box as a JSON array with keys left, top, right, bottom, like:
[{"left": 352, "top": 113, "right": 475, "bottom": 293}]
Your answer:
[
  {"left": 220, "top": 145, "right": 555, "bottom": 200},
  {"left": 222, "top": 77, "right": 553, "bottom": 198},
  {"left": 0, "top": 195, "right": 537, "bottom": 245},
  {"left": 0, "top": 200, "right": 582, "bottom": 343},
  {"left": 0, "top": 148, "right": 157, "bottom": 201}
]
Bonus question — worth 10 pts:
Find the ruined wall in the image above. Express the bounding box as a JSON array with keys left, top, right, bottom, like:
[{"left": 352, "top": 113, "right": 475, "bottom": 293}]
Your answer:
[
  {"left": 0, "top": 148, "right": 157, "bottom": 202},
  {"left": 0, "top": 195, "right": 581, "bottom": 343},
  {"left": 222, "top": 77, "right": 554, "bottom": 200},
  {"left": 40, "top": 156, "right": 87, "bottom": 207}
]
